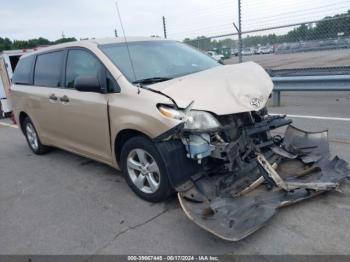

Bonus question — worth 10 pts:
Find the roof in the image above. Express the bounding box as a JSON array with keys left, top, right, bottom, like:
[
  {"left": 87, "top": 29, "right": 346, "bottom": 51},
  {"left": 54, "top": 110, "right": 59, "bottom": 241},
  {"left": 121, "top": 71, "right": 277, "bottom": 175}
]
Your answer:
[
  {"left": 19, "top": 37, "right": 169, "bottom": 58},
  {"left": 92, "top": 36, "right": 167, "bottom": 45}
]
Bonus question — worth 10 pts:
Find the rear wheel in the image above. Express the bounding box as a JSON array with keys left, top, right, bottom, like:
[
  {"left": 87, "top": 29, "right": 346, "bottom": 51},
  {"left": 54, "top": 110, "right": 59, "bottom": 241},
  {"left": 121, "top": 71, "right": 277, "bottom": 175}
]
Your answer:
[
  {"left": 23, "top": 117, "right": 49, "bottom": 155},
  {"left": 120, "top": 136, "right": 171, "bottom": 202}
]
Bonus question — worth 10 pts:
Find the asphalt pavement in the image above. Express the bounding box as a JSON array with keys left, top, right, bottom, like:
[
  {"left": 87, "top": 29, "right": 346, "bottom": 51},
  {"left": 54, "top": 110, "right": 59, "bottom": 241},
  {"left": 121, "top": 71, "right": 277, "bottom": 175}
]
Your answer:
[{"left": 0, "top": 92, "right": 350, "bottom": 255}]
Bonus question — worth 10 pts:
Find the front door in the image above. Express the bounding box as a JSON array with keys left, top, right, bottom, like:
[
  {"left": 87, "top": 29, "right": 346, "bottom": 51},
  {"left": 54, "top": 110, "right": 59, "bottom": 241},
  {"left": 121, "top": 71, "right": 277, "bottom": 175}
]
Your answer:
[{"left": 54, "top": 49, "right": 111, "bottom": 163}]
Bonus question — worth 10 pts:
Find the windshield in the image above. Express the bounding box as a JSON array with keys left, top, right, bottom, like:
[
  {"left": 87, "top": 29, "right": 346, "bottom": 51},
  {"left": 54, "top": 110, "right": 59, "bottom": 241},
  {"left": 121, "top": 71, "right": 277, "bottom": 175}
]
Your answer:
[{"left": 99, "top": 40, "right": 219, "bottom": 83}]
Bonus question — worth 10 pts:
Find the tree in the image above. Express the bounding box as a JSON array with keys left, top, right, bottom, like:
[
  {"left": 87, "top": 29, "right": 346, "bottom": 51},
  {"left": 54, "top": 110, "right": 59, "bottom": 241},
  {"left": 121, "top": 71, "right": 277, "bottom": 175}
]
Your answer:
[
  {"left": 0, "top": 36, "right": 77, "bottom": 51},
  {"left": 54, "top": 37, "right": 77, "bottom": 44},
  {"left": 184, "top": 9, "right": 350, "bottom": 49},
  {"left": 0, "top": 38, "right": 12, "bottom": 51}
]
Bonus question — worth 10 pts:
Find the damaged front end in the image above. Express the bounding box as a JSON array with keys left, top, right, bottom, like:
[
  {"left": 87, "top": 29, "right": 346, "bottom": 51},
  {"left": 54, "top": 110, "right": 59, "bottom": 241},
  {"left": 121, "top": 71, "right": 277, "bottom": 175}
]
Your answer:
[{"left": 155, "top": 107, "right": 350, "bottom": 241}]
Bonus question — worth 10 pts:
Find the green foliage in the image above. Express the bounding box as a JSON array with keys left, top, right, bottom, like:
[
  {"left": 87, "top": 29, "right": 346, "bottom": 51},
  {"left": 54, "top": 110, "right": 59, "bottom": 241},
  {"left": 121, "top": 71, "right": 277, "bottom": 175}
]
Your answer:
[
  {"left": 53, "top": 37, "right": 77, "bottom": 44},
  {"left": 0, "top": 37, "right": 77, "bottom": 52},
  {"left": 0, "top": 38, "right": 12, "bottom": 51},
  {"left": 185, "top": 10, "right": 350, "bottom": 49}
]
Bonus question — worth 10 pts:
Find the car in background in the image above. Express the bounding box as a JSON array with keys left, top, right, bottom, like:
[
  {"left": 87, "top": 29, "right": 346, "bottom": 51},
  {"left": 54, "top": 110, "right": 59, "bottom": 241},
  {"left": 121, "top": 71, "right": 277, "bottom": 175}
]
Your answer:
[
  {"left": 231, "top": 48, "right": 239, "bottom": 56},
  {"left": 242, "top": 48, "right": 253, "bottom": 56},
  {"left": 206, "top": 51, "right": 224, "bottom": 62},
  {"left": 257, "top": 46, "right": 273, "bottom": 54}
]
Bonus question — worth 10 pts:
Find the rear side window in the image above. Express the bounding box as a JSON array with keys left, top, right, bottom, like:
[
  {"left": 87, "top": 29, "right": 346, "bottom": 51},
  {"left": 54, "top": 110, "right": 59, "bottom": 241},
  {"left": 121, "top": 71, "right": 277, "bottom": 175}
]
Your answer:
[
  {"left": 34, "top": 51, "right": 64, "bottom": 87},
  {"left": 65, "top": 49, "right": 102, "bottom": 88},
  {"left": 12, "top": 55, "right": 35, "bottom": 85}
]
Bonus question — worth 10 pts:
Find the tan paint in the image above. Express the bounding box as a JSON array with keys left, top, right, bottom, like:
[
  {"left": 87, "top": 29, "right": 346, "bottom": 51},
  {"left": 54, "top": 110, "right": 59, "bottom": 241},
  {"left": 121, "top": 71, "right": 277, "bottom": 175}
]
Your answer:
[
  {"left": 11, "top": 38, "right": 273, "bottom": 171},
  {"left": 151, "top": 61, "right": 273, "bottom": 115}
]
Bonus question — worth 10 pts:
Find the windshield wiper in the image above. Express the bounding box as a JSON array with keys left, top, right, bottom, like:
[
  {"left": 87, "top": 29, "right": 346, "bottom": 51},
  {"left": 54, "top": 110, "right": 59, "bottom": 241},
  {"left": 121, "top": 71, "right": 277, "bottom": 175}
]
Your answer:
[{"left": 133, "top": 77, "right": 172, "bottom": 85}]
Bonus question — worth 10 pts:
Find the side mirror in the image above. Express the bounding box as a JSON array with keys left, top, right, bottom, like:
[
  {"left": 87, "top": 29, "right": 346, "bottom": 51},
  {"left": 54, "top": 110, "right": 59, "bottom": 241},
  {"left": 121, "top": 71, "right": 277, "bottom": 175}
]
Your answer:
[{"left": 74, "top": 75, "right": 102, "bottom": 93}]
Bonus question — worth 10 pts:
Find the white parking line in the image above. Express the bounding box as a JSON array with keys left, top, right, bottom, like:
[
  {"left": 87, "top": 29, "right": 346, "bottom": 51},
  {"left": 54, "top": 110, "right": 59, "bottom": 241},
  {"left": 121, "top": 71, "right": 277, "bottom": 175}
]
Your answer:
[
  {"left": 0, "top": 121, "right": 18, "bottom": 128},
  {"left": 271, "top": 114, "right": 350, "bottom": 122}
]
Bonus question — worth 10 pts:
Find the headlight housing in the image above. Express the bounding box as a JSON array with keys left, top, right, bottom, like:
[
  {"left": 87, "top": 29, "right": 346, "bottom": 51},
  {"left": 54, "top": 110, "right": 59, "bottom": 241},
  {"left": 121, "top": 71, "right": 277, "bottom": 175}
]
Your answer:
[
  {"left": 184, "top": 110, "right": 220, "bottom": 131},
  {"left": 158, "top": 105, "right": 185, "bottom": 121},
  {"left": 158, "top": 105, "right": 220, "bottom": 131}
]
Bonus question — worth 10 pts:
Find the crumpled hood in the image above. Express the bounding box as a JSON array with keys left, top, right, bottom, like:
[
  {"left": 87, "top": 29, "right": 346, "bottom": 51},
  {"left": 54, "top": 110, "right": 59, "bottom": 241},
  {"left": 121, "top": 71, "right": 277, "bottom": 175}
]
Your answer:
[{"left": 151, "top": 62, "right": 273, "bottom": 115}]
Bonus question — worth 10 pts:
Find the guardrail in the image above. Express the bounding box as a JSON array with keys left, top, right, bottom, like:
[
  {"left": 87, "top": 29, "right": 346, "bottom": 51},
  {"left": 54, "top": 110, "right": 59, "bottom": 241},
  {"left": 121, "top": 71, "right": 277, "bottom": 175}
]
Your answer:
[{"left": 271, "top": 75, "right": 350, "bottom": 106}]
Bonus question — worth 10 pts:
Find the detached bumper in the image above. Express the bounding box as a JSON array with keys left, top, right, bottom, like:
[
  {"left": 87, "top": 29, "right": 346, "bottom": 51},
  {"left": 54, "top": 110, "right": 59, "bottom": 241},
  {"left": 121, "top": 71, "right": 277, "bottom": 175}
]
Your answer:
[{"left": 178, "top": 125, "right": 350, "bottom": 241}]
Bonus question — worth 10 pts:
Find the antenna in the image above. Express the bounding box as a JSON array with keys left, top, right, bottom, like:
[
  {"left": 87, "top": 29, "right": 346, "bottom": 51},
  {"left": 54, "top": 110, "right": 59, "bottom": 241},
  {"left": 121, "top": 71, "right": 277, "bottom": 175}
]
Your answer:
[{"left": 114, "top": 1, "right": 140, "bottom": 93}]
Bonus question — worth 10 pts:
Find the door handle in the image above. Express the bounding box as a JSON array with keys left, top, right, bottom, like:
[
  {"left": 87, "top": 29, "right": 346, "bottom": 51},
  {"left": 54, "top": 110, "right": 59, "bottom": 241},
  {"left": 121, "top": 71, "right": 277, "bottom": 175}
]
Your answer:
[
  {"left": 49, "top": 94, "right": 58, "bottom": 102},
  {"left": 59, "top": 95, "right": 69, "bottom": 103}
]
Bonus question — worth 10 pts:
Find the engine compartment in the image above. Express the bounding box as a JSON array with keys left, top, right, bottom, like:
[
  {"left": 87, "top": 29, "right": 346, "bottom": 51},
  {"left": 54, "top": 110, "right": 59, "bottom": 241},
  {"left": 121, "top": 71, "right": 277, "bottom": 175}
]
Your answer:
[{"left": 155, "top": 108, "right": 350, "bottom": 241}]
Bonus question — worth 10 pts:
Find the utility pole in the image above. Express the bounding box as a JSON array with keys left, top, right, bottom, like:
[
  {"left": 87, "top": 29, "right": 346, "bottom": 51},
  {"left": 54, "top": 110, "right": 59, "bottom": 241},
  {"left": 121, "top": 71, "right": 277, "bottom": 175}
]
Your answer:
[
  {"left": 237, "top": 0, "right": 242, "bottom": 63},
  {"left": 162, "top": 16, "right": 167, "bottom": 39},
  {"left": 114, "top": 29, "right": 118, "bottom": 37}
]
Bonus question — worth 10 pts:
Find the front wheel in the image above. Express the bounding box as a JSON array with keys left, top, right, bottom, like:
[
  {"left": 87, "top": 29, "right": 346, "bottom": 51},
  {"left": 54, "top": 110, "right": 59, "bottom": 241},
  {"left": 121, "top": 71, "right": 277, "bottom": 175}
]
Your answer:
[{"left": 120, "top": 136, "right": 171, "bottom": 202}]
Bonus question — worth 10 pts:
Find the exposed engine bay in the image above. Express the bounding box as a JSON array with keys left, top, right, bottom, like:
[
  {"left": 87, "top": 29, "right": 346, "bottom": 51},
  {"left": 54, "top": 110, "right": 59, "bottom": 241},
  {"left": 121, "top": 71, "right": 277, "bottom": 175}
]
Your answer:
[{"left": 155, "top": 108, "right": 350, "bottom": 241}]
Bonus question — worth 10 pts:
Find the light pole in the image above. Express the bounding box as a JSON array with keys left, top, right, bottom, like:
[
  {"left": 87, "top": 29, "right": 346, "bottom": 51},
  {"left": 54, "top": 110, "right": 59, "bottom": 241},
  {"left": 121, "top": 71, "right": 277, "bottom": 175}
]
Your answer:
[
  {"left": 238, "top": 0, "right": 242, "bottom": 63},
  {"left": 162, "top": 16, "right": 167, "bottom": 39}
]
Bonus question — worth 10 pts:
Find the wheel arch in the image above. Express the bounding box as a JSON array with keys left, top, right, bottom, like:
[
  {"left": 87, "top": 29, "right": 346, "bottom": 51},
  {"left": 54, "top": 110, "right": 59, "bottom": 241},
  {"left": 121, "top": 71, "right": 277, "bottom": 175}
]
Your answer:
[
  {"left": 114, "top": 129, "right": 151, "bottom": 168},
  {"left": 18, "top": 111, "right": 29, "bottom": 133}
]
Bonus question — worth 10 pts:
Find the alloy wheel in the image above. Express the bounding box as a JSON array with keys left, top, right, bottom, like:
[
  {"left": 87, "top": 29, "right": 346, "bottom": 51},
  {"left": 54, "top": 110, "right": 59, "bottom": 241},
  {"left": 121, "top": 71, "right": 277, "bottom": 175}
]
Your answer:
[
  {"left": 26, "top": 122, "right": 39, "bottom": 151},
  {"left": 126, "top": 148, "right": 161, "bottom": 194}
]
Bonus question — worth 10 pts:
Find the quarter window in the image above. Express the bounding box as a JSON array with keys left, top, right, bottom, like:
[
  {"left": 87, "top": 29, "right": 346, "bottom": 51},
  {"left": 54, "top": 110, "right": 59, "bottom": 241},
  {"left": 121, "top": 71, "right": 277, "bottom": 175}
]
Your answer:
[
  {"left": 34, "top": 51, "right": 64, "bottom": 87},
  {"left": 65, "top": 49, "right": 102, "bottom": 88},
  {"left": 12, "top": 55, "right": 35, "bottom": 85}
]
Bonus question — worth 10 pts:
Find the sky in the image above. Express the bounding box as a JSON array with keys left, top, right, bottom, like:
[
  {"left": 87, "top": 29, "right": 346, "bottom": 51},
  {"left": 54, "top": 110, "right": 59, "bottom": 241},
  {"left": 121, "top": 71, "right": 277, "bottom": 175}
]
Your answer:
[{"left": 0, "top": 0, "right": 349, "bottom": 41}]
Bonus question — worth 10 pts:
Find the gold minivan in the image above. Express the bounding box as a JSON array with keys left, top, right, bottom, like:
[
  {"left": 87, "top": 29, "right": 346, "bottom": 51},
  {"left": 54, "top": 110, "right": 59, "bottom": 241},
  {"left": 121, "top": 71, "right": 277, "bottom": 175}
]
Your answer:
[{"left": 11, "top": 37, "right": 349, "bottom": 241}]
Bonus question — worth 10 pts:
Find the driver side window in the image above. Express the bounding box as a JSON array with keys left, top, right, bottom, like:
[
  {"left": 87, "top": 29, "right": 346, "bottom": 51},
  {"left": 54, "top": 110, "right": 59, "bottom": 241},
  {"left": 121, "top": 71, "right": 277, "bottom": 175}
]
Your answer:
[{"left": 65, "top": 49, "right": 102, "bottom": 88}]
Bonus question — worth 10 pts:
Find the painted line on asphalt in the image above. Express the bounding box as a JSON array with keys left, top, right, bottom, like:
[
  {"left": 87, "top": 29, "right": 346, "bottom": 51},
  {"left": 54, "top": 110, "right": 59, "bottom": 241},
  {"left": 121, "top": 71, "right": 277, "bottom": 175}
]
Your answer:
[
  {"left": 0, "top": 121, "right": 18, "bottom": 128},
  {"left": 271, "top": 114, "right": 350, "bottom": 122}
]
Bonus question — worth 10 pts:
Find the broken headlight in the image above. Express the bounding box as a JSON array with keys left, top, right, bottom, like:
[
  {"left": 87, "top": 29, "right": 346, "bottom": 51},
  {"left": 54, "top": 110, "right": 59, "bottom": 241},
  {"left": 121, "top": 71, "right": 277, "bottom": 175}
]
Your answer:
[
  {"left": 158, "top": 105, "right": 186, "bottom": 120},
  {"left": 158, "top": 105, "right": 220, "bottom": 131},
  {"left": 184, "top": 110, "right": 221, "bottom": 131}
]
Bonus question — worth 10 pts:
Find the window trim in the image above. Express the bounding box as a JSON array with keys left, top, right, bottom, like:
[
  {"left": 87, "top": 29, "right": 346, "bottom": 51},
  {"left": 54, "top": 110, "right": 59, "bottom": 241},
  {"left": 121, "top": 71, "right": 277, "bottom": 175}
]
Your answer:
[
  {"left": 33, "top": 49, "right": 66, "bottom": 88},
  {"left": 12, "top": 55, "right": 36, "bottom": 85},
  {"left": 63, "top": 47, "right": 120, "bottom": 93}
]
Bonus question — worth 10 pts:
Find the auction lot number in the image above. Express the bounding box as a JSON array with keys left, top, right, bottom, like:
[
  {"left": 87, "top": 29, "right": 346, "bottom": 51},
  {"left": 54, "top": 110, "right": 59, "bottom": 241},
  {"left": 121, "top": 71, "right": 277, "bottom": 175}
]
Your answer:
[{"left": 127, "top": 256, "right": 219, "bottom": 261}]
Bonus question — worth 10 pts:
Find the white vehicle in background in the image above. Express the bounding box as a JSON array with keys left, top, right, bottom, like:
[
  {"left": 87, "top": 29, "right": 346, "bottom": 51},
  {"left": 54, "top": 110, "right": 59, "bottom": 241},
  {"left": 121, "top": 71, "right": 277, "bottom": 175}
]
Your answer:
[
  {"left": 258, "top": 46, "right": 273, "bottom": 54},
  {"left": 206, "top": 51, "right": 224, "bottom": 62},
  {"left": 231, "top": 48, "right": 239, "bottom": 56},
  {"left": 241, "top": 48, "right": 253, "bottom": 56},
  {"left": 0, "top": 49, "right": 39, "bottom": 117}
]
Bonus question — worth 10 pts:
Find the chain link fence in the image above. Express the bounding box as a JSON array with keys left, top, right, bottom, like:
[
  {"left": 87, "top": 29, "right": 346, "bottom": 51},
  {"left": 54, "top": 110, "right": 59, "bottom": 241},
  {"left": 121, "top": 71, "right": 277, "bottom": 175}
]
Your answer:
[{"left": 182, "top": 5, "right": 350, "bottom": 75}]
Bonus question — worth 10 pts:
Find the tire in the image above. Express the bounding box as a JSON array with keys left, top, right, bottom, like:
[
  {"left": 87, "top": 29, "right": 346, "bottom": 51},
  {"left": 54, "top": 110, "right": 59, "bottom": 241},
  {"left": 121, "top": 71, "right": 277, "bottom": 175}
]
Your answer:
[
  {"left": 120, "top": 136, "right": 171, "bottom": 202},
  {"left": 0, "top": 103, "right": 3, "bottom": 119},
  {"left": 23, "top": 117, "right": 50, "bottom": 155}
]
